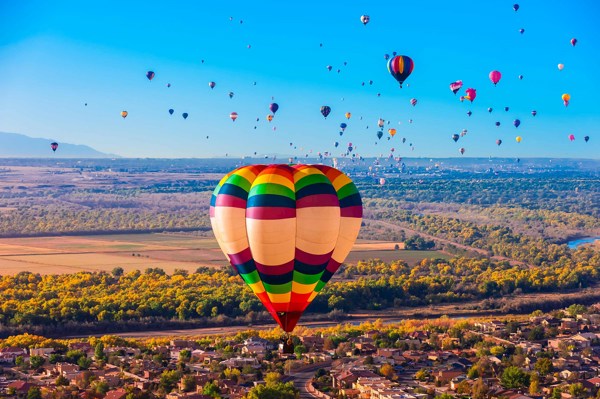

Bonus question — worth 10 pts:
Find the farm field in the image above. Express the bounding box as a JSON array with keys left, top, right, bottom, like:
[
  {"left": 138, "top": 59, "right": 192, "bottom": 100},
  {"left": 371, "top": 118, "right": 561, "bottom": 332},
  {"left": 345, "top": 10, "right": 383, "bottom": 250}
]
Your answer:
[{"left": 0, "top": 233, "right": 448, "bottom": 275}]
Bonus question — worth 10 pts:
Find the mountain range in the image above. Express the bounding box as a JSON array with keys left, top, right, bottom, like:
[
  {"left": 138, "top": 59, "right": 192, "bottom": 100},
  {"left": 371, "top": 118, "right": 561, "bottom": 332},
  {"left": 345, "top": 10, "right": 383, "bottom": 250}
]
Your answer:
[{"left": 0, "top": 132, "right": 118, "bottom": 158}]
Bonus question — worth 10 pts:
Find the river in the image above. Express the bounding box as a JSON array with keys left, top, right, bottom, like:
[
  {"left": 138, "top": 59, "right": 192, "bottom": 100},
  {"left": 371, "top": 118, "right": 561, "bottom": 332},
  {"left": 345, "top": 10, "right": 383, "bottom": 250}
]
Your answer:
[{"left": 567, "top": 236, "right": 600, "bottom": 249}]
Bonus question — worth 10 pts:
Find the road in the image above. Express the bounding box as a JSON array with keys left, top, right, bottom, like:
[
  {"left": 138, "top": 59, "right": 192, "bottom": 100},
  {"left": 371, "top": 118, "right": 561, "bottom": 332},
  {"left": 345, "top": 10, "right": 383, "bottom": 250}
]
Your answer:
[{"left": 290, "top": 361, "right": 332, "bottom": 399}]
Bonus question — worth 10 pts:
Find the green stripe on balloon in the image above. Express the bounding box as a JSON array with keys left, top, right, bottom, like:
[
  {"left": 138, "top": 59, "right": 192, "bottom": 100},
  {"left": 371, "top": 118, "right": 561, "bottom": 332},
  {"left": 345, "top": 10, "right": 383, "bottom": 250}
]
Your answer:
[{"left": 249, "top": 183, "right": 295, "bottom": 199}]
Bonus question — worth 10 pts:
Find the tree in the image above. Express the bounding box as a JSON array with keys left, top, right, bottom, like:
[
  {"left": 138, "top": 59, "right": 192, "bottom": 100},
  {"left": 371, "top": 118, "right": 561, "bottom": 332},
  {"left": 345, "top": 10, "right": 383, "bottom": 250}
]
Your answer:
[
  {"left": 294, "top": 345, "right": 307, "bottom": 359},
  {"left": 27, "top": 387, "right": 42, "bottom": 399},
  {"left": 472, "top": 378, "right": 488, "bottom": 399},
  {"left": 415, "top": 369, "right": 430, "bottom": 381},
  {"left": 160, "top": 370, "right": 182, "bottom": 393},
  {"left": 566, "top": 304, "right": 587, "bottom": 317},
  {"left": 95, "top": 342, "right": 106, "bottom": 361},
  {"left": 380, "top": 364, "right": 395, "bottom": 380},
  {"left": 182, "top": 375, "right": 196, "bottom": 392},
  {"left": 179, "top": 349, "right": 191, "bottom": 362},
  {"left": 528, "top": 326, "right": 545, "bottom": 341},
  {"left": 435, "top": 394, "right": 454, "bottom": 399},
  {"left": 265, "top": 372, "right": 282, "bottom": 385},
  {"left": 501, "top": 366, "right": 530, "bottom": 389},
  {"left": 78, "top": 356, "right": 92, "bottom": 370},
  {"left": 456, "top": 380, "right": 471, "bottom": 395},
  {"left": 551, "top": 388, "right": 562, "bottom": 399},
  {"left": 529, "top": 372, "right": 540, "bottom": 395},
  {"left": 569, "top": 383, "right": 585, "bottom": 398},
  {"left": 490, "top": 346, "right": 505, "bottom": 357},
  {"left": 15, "top": 356, "right": 24, "bottom": 368},
  {"left": 112, "top": 267, "right": 124, "bottom": 277},
  {"left": 534, "top": 357, "right": 553, "bottom": 376},
  {"left": 29, "top": 355, "right": 45, "bottom": 370},
  {"left": 203, "top": 381, "right": 221, "bottom": 398},
  {"left": 94, "top": 381, "right": 110, "bottom": 395},
  {"left": 55, "top": 375, "right": 70, "bottom": 386},
  {"left": 245, "top": 381, "right": 298, "bottom": 399}
]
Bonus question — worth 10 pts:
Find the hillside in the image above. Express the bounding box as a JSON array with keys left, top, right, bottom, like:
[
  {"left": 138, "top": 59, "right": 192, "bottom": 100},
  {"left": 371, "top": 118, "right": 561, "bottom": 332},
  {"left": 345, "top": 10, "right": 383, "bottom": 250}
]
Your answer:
[{"left": 0, "top": 131, "right": 118, "bottom": 158}]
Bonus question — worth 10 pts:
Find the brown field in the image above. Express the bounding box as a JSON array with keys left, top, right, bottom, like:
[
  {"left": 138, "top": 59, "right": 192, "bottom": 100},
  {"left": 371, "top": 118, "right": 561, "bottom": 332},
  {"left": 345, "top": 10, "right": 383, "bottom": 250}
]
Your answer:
[{"left": 0, "top": 234, "right": 449, "bottom": 275}]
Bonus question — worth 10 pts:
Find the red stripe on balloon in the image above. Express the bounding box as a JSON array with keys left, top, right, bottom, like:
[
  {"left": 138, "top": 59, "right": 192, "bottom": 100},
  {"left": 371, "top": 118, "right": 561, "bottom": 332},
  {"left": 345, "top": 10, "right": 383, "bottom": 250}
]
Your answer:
[
  {"left": 341, "top": 205, "right": 363, "bottom": 218},
  {"left": 295, "top": 248, "right": 333, "bottom": 265},
  {"left": 288, "top": 292, "right": 312, "bottom": 312},
  {"left": 246, "top": 207, "right": 296, "bottom": 219},
  {"left": 255, "top": 260, "right": 295, "bottom": 275},
  {"left": 325, "top": 259, "right": 342, "bottom": 273},
  {"left": 215, "top": 194, "right": 247, "bottom": 208},
  {"left": 296, "top": 194, "right": 339, "bottom": 208},
  {"left": 228, "top": 247, "right": 253, "bottom": 265}
]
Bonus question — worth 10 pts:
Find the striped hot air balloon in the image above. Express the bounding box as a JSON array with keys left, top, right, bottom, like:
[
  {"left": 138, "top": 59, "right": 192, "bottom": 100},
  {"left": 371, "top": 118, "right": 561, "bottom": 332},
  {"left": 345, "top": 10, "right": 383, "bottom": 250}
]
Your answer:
[
  {"left": 387, "top": 55, "right": 414, "bottom": 88},
  {"left": 210, "top": 164, "right": 362, "bottom": 332}
]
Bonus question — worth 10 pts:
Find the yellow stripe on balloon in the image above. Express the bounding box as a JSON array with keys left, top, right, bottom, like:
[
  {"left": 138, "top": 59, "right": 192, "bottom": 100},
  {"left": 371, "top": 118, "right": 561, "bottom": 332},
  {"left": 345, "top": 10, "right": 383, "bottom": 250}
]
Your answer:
[
  {"left": 248, "top": 281, "right": 266, "bottom": 294},
  {"left": 267, "top": 292, "right": 291, "bottom": 303},
  {"left": 331, "top": 174, "right": 352, "bottom": 192},
  {"left": 307, "top": 291, "right": 318, "bottom": 302},
  {"left": 253, "top": 173, "right": 295, "bottom": 191},
  {"left": 235, "top": 166, "right": 260, "bottom": 185},
  {"left": 292, "top": 281, "right": 318, "bottom": 295},
  {"left": 293, "top": 165, "right": 323, "bottom": 182}
]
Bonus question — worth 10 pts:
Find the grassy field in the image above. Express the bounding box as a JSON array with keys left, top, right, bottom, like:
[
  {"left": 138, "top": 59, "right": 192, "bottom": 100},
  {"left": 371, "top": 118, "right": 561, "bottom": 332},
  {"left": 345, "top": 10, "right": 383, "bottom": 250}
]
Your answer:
[{"left": 0, "top": 234, "right": 450, "bottom": 275}]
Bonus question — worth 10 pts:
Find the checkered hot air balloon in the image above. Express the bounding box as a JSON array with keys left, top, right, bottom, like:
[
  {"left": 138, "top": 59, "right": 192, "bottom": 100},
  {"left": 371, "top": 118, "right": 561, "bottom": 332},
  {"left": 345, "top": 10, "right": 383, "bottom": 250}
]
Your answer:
[{"left": 210, "top": 164, "right": 362, "bottom": 332}]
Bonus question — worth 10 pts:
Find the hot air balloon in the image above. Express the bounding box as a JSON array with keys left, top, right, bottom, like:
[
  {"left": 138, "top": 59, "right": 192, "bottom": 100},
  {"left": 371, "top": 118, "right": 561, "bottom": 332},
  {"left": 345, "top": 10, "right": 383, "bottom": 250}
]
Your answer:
[
  {"left": 465, "top": 88, "right": 477, "bottom": 102},
  {"left": 516, "top": 136, "right": 522, "bottom": 143},
  {"left": 168, "top": 109, "right": 174, "bottom": 115},
  {"left": 376, "top": 131, "right": 383, "bottom": 140},
  {"left": 270, "top": 103, "right": 279, "bottom": 114},
  {"left": 345, "top": 112, "right": 351, "bottom": 119},
  {"left": 166, "top": 83, "right": 171, "bottom": 88},
  {"left": 410, "top": 98, "right": 417, "bottom": 106},
  {"left": 229, "top": 92, "right": 234, "bottom": 99},
  {"left": 384, "top": 54, "right": 390, "bottom": 60},
  {"left": 495, "top": 122, "right": 501, "bottom": 127},
  {"left": 467, "top": 111, "right": 472, "bottom": 117},
  {"left": 531, "top": 110, "right": 537, "bottom": 116},
  {"left": 569, "top": 134, "right": 575, "bottom": 141},
  {"left": 452, "top": 134, "right": 460, "bottom": 142},
  {"left": 513, "top": 3, "right": 520, "bottom": 11},
  {"left": 488, "top": 107, "right": 493, "bottom": 113},
  {"left": 402, "top": 138, "right": 406, "bottom": 143},
  {"left": 558, "top": 63, "right": 565, "bottom": 71},
  {"left": 562, "top": 93, "right": 570, "bottom": 107},
  {"left": 378, "top": 119, "right": 385, "bottom": 128},
  {"left": 519, "top": 75, "right": 524, "bottom": 80},
  {"left": 146, "top": 71, "right": 155, "bottom": 80},
  {"left": 347, "top": 143, "right": 353, "bottom": 152},
  {"left": 379, "top": 178, "right": 386, "bottom": 185},
  {"left": 496, "top": 139, "right": 502, "bottom": 146},
  {"left": 584, "top": 136, "right": 589, "bottom": 142},
  {"left": 387, "top": 55, "right": 414, "bottom": 88},
  {"left": 182, "top": 113, "right": 188, "bottom": 119},
  {"left": 489, "top": 70, "right": 502, "bottom": 86},
  {"left": 209, "top": 81, "right": 216, "bottom": 89},
  {"left": 519, "top": 28, "right": 525, "bottom": 34},
  {"left": 388, "top": 128, "right": 397, "bottom": 137},
  {"left": 514, "top": 119, "right": 521, "bottom": 128},
  {"left": 459, "top": 148, "right": 465, "bottom": 155},
  {"left": 340, "top": 123, "right": 347, "bottom": 131},
  {"left": 121, "top": 111, "right": 128, "bottom": 118},
  {"left": 267, "top": 115, "right": 274, "bottom": 122},
  {"left": 571, "top": 38, "right": 578, "bottom": 47},
  {"left": 461, "top": 129, "right": 468, "bottom": 137},
  {"left": 321, "top": 106, "right": 331, "bottom": 119},
  {"left": 360, "top": 15, "right": 370, "bottom": 25},
  {"left": 450, "top": 80, "right": 463, "bottom": 95},
  {"left": 326, "top": 65, "right": 332, "bottom": 72},
  {"left": 230, "top": 112, "right": 238, "bottom": 121},
  {"left": 50, "top": 142, "right": 58, "bottom": 152}
]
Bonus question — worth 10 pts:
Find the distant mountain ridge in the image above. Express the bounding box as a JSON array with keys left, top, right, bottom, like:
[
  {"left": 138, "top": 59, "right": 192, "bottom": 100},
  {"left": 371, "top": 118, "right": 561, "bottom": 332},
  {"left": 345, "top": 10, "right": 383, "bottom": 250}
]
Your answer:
[{"left": 0, "top": 132, "right": 119, "bottom": 158}]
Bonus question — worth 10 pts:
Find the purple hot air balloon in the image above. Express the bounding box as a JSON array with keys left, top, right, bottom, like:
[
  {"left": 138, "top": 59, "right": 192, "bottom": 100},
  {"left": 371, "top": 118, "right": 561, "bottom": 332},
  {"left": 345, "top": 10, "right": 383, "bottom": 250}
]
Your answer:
[
  {"left": 146, "top": 71, "right": 155, "bottom": 80},
  {"left": 320, "top": 105, "right": 331, "bottom": 118},
  {"left": 513, "top": 119, "right": 521, "bottom": 128},
  {"left": 269, "top": 103, "right": 279, "bottom": 114},
  {"left": 531, "top": 110, "right": 537, "bottom": 117}
]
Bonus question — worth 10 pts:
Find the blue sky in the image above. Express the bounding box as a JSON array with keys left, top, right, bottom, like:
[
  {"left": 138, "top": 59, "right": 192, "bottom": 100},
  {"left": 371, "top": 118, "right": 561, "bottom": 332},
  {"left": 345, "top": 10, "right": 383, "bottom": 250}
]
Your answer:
[{"left": 0, "top": 0, "right": 599, "bottom": 158}]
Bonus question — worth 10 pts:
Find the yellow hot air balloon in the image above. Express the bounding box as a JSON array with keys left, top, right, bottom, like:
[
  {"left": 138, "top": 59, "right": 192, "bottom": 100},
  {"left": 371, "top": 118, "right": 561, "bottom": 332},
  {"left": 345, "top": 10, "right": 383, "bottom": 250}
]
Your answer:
[
  {"left": 558, "top": 63, "right": 565, "bottom": 71},
  {"left": 345, "top": 112, "right": 351, "bottom": 119},
  {"left": 516, "top": 136, "right": 522, "bottom": 143},
  {"left": 267, "top": 114, "right": 274, "bottom": 122},
  {"left": 121, "top": 111, "right": 128, "bottom": 118},
  {"left": 562, "top": 93, "right": 571, "bottom": 102},
  {"left": 388, "top": 128, "right": 397, "bottom": 137}
]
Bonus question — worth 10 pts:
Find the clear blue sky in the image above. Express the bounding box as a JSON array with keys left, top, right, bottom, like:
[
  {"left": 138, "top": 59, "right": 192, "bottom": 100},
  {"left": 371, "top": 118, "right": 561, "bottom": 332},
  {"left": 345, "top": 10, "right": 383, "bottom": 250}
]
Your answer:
[{"left": 1, "top": 0, "right": 599, "bottom": 158}]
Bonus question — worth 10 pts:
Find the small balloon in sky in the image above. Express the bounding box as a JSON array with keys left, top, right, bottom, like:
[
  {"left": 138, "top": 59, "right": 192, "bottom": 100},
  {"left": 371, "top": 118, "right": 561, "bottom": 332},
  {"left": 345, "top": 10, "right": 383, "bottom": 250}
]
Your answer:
[
  {"left": 360, "top": 15, "right": 370, "bottom": 25},
  {"left": 558, "top": 63, "right": 565, "bottom": 71},
  {"left": 489, "top": 70, "right": 502, "bottom": 86},
  {"left": 146, "top": 71, "right": 155, "bottom": 80},
  {"left": 570, "top": 38, "right": 577, "bottom": 46},
  {"left": 519, "top": 28, "right": 525, "bottom": 34}
]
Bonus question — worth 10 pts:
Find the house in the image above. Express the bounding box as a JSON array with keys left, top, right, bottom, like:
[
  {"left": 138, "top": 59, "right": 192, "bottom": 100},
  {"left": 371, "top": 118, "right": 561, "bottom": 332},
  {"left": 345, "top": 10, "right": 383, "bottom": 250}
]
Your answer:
[
  {"left": 0, "top": 347, "right": 28, "bottom": 364},
  {"left": 29, "top": 348, "right": 54, "bottom": 357},
  {"left": 104, "top": 388, "right": 127, "bottom": 399},
  {"left": 219, "top": 357, "right": 260, "bottom": 369},
  {"left": 300, "top": 336, "right": 325, "bottom": 351},
  {"left": 333, "top": 369, "right": 380, "bottom": 389},
  {"left": 435, "top": 370, "right": 465, "bottom": 384},
  {"left": 378, "top": 348, "right": 403, "bottom": 358},
  {"left": 69, "top": 342, "right": 93, "bottom": 355},
  {"left": 561, "top": 319, "right": 579, "bottom": 334},
  {"left": 7, "top": 381, "right": 33, "bottom": 398}
]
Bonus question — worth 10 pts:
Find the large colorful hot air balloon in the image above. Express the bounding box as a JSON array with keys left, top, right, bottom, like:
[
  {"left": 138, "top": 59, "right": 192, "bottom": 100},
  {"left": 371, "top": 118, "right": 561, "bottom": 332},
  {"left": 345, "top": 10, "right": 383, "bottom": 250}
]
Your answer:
[
  {"left": 387, "top": 55, "right": 414, "bottom": 88},
  {"left": 50, "top": 142, "right": 58, "bottom": 152},
  {"left": 320, "top": 106, "right": 331, "bottom": 119},
  {"left": 146, "top": 71, "right": 155, "bottom": 81},
  {"left": 513, "top": 119, "right": 521, "bottom": 128},
  {"left": 489, "top": 70, "right": 502, "bottom": 86},
  {"left": 230, "top": 112, "right": 238, "bottom": 121},
  {"left": 562, "top": 93, "right": 570, "bottom": 107},
  {"left": 450, "top": 80, "right": 463, "bottom": 95},
  {"left": 465, "top": 88, "right": 477, "bottom": 103},
  {"left": 410, "top": 98, "right": 417, "bottom": 106},
  {"left": 210, "top": 164, "right": 362, "bottom": 332},
  {"left": 571, "top": 38, "right": 578, "bottom": 47},
  {"left": 121, "top": 111, "right": 128, "bottom": 118},
  {"left": 360, "top": 15, "right": 370, "bottom": 25}
]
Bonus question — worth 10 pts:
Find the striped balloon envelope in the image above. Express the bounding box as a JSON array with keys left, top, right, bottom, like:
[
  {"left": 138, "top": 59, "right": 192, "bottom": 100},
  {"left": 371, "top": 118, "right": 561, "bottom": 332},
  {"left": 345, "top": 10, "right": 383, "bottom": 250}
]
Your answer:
[{"left": 210, "top": 164, "right": 362, "bottom": 332}]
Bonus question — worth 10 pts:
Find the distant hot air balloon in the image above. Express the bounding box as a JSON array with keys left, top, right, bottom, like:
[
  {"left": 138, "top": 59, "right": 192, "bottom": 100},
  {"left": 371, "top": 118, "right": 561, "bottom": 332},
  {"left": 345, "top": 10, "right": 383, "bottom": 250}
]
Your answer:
[
  {"left": 270, "top": 103, "right": 279, "bottom": 114},
  {"left": 384, "top": 54, "right": 390, "bottom": 60},
  {"left": 321, "top": 106, "right": 331, "bottom": 118},
  {"left": 584, "top": 136, "right": 589, "bottom": 142},
  {"left": 467, "top": 111, "right": 472, "bottom": 117},
  {"left": 519, "top": 75, "right": 524, "bottom": 80},
  {"left": 505, "top": 107, "right": 510, "bottom": 112},
  {"left": 531, "top": 110, "right": 537, "bottom": 116},
  {"left": 146, "top": 71, "right": 155, "bottom": 80},
  {"left": 569, "top": 134, "right": 575, "bottom": 141},
  {"left": 495, "top": 122, "right": 501, "bottom": 127},
  {"left": 496, "top": 139, "right": 502, "bottom": 146},
  {"left": 340, "top": 123, "right": 347, "bottom": 131},
  {"left": 558, "top": 63, "right": 565, "bottom": 71},
  {"left": 465, "top": 88, "right": 477, "bottom": 102},
  {"left": 267, "top": 114, "right": 274, "bottom": 122},
  {"left": 516, "top": 136, "right": 522, "bottom": 143},
  {"left": 326, "top": 65, "right": 332, "bottom": 71},
  {"left": 210, "top": 164, "right": 362, "bottom": 332},
  {"left": 376, "top": 131, "right": 383, "bottom": 140},
  {"left": 229, "top": 92, "right": 234, "bottom": 99},
  {"left": 360, "top": 15, "right": 370, "bottom": 25},
  {"left": 379, "top": 178, "right": 386, "bottom": 185},
  {"left": 168, "top": 109, "right": 174, "bottom": 115},
  {"left": 121, "top": 111, "right": 128, "bottom": 118},
  {"left": 450, "top": 80, "right": 463, "bottom": 95},
  {"left": 410, "top": 98, "right": 417, "bottom": 106},
  {"left": 488, "top": 107, "right": 493, "bottom": 113},
  {"left": 387, "top": 55, "right": 414, "bottom": 88},
  {"left": 378, "top": 118, "right": 385, "bottom": 128},
  {"left": 489, "top": 70, "right": 502, "bottom": 86},
  {"left": 230, "top": 112, "right": 238, "bottom": 121},
  {"left": 452, "top": 134, "right": 460, "bottom": 142},
  {"left": 209, "top": 81, "right": 216, "bottom": 89},
  {"left": 166, "top": 83, "right": 171, "bottom": 88},
  {"left": 388, "top": 128, "right": 397, "bottom": 137},
  {"left": 571, "top": 38, "right": 578, "bottom": 47},
  {"left": 182, "top": 113, "right": 188, "bottom": 119},
  {"left": 562, "top": 93, "right": 570, "bottom": 107},
  {"left": 50, "top": 142, "right": 58, "bottom": 152},
  {"left": 513, "top": 119, "right": 521, "bottom": 128},
  {"left": 519, "top": 28, "right": 525, "bottom": 34},
  {"left": 459, "top": 148, "right": 465, "bottom": 155},
  {"left": 345, "top": 112, "right": 351, "bottom": 119},
  {"left": 513, "top": 3, "right": 520, "bottom": 11}
]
